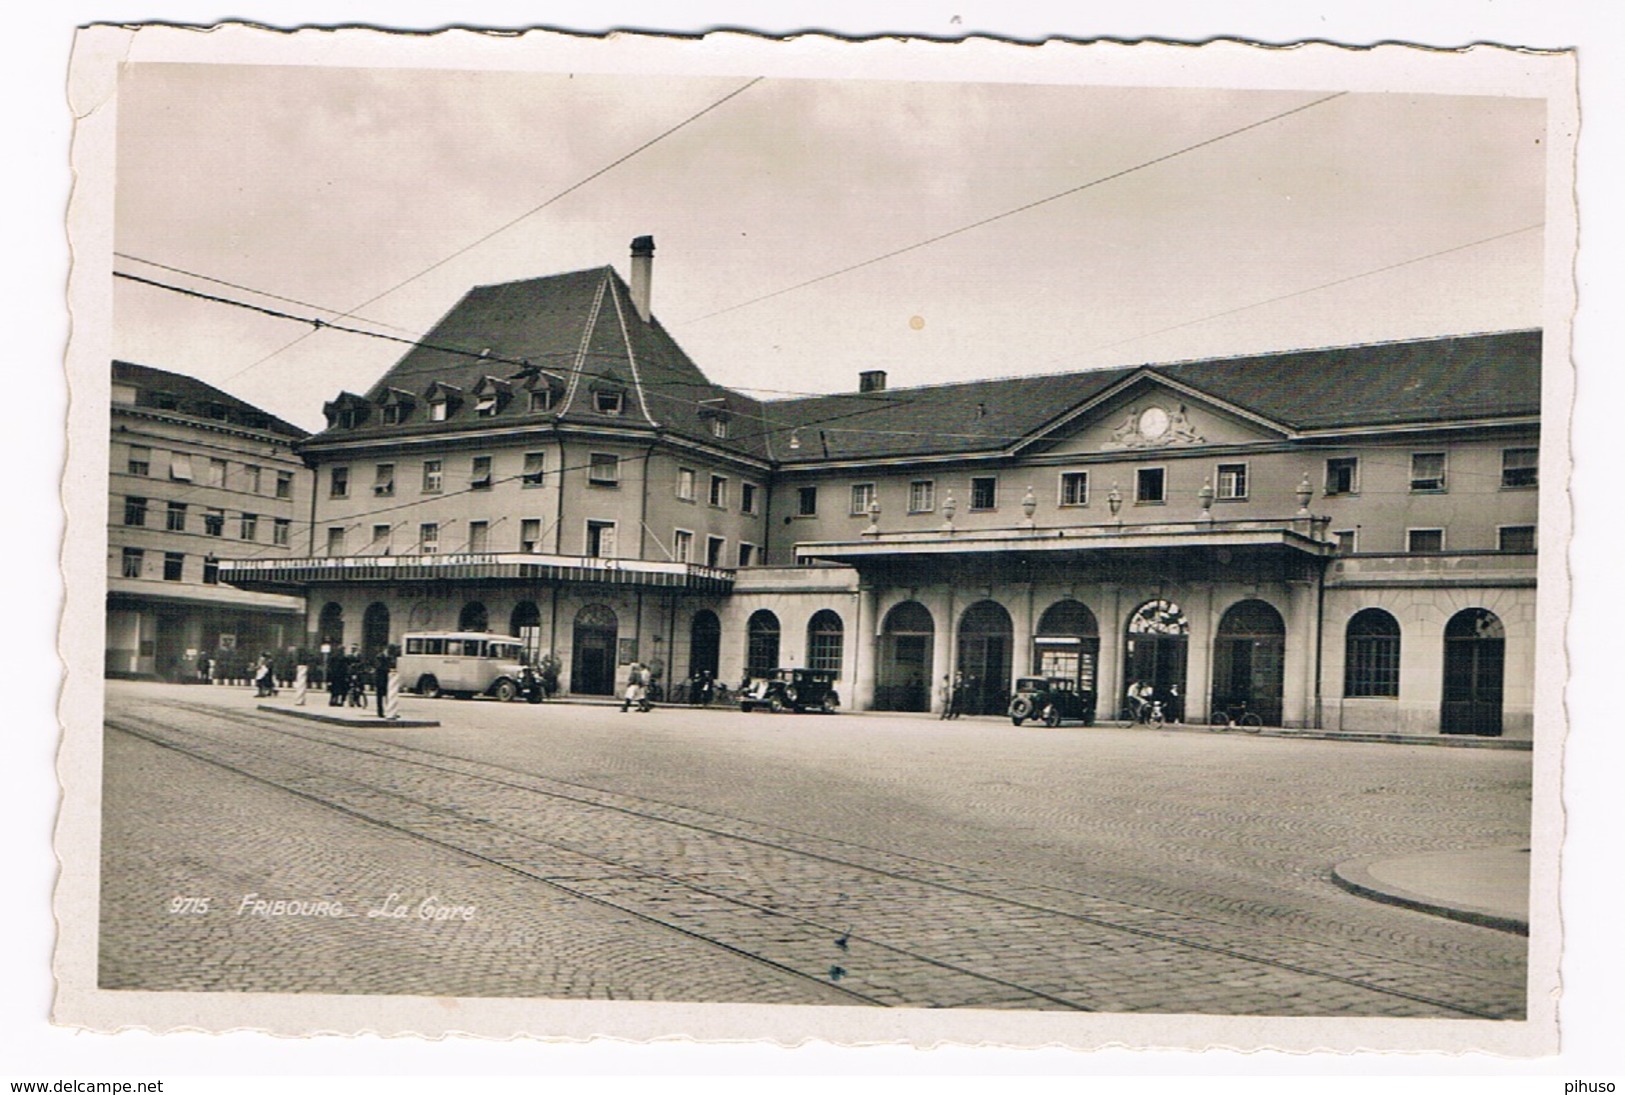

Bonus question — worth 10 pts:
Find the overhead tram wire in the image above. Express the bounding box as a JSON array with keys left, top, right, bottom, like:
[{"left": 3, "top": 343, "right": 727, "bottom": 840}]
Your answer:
[
  {"left": 218, "top": 76, "right": 767, "bottom": 384},
  {"left": 677, "top": 91, "right": 1349, "bottom": 326}
]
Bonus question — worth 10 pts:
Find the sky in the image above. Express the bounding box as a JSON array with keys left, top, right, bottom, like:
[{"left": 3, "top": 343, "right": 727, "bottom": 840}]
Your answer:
[{"left": 109, "top": 60, "right": 1548, "bottom": 433}]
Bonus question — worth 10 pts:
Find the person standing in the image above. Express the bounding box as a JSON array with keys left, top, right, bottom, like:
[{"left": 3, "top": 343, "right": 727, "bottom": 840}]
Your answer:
[
  {"left": 374, "top": 648, "right": 392, "bottom": 718},
  {"left": 328, "top": 648, "right": 349, "bottom": 707},
  {"left": 621, "top": 663, "right": 643, "bottom": 712}
]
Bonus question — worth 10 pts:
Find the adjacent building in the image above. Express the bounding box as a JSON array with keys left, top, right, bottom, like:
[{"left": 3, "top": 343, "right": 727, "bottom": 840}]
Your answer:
[
  {"left": 106, "top": 362, "right": 311, "bottom": 679},
  {"left": 220, "top": 240, "right": 1542, "bottom": 737}
]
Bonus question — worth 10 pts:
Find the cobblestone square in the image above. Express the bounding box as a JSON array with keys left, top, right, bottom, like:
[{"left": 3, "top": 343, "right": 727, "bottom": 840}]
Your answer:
[{"left": 100, "top": 681, "right": 1531, "bottom": 1016}]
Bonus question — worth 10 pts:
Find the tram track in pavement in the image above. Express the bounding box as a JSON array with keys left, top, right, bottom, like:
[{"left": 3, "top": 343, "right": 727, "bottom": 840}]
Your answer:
[{"left": 105, "top": 700, "right": 1526, "bottom": 1017}]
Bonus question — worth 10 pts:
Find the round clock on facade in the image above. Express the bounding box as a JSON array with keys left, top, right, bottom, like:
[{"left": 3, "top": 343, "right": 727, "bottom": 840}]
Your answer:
[{"left": 1137, "top": 406, "right": 1170, "bottom": 440}]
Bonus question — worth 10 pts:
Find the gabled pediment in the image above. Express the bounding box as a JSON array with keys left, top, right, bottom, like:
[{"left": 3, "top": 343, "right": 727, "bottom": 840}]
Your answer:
[{"left": 1020, "top": 371, "right": 1294, "bottom": 457}]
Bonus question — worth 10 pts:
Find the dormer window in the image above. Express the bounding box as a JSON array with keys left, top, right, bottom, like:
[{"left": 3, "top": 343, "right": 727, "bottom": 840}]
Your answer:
[
  {"left": 422, "top": 382, "right": 463, "bottom": 422},
  {"left": 382, "top": 403, "right": 405, "bottom": 425},
  {"left": 711, "top": 418, "right": 729, "bottom": 439},
  {"left": 378, "top": 388, "right": 416, "bottom": 425},
  {"left": 324, "top": 392, "right": 372, "bottom": 430},
  {"left": 430, "top": 401, "right": 448, "bottom": 422},
  {"left": 475, "top": 394, "right": 499, "bottom": 417},
  {"left": 697, "top": 397, "right": 733, "bottom": 438},
  {"left": 594, "top": 389, "right": 625, "bottom": 415},
  {"left": 529, "top": 389, "right": 555, "bottom": 413},
  {"left": 338, "top": 407, "right": 366, "bottom": 429}
]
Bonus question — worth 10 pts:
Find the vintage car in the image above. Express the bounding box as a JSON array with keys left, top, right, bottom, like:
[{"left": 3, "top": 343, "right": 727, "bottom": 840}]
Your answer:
[
  {"left": 1007, "top": 676, "right": 1096, "bottom": 727},
  {"left": 739, "top": 668, "right": 840, "bottom": 714}
]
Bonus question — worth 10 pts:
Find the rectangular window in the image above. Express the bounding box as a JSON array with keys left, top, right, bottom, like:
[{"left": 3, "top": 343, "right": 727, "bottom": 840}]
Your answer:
[
  {"left": 1136, "top": 467, "right": 1166, "bottom": 504},
  {"left": 1215, "top": 463, "right": 1248, "bottom": 500},
  {"left": 120, "top": 547, "right": 143, "bottom": 579},
  {"left": 326, "top": 526, "right": 346, "bottom": 555},
  {"left": 244, "top": 464, "right": 262, "bottom": 494},
  {"left": 1325, "top": 457, "right": 1359, "bottom": 495},
  {"left": 1345, "top": 627, "right": 1400, "bottom": 699},
  {"left": 970, "top": 476, "right": 997, "bottom": 511},
  {"left": 851, "top": 482, "right": 877, "bottom": 516},
  {"left": 588, "top": 453, "right": 620, "bottom": 485},
  {"left": 202, "top": 556, "right": 219, "bottom": 584},
  {"left": 475, "top": 393, "right": 498, "bottom": 417},
  {"left": 1407, "top": 528, "right": 1444, "bottom": 553},
  {"left": 586, "top": 520, "right": 616, "bottom": 558},
  {"left": 908, "top": 480, "right": 935, "bottom": 514},
  {"left": 709, "top": 474, "right": 728, "bottom": 508},
  {"left": 1410, "top": 452, "right": 1447, "bottom": 492},
  {"left": 707, "top": 536, "right": 725, "bottom": 568},
  {"left": 168, "top": 452, "right": 193, "bottom": 482},
  {"left": 369, "top": 523, "right": 391, "bottom": 553},
  {"left": 741, "top": 482, "right": 758, "bottom": 515},
  {"left": 275, "top": 470, "right": 293, "bottom": 499},
  {"left": 419, "top": 523, "right": 439, "bottom": 554},
  {"left": 166, "top": 501, "right": 187, "bottom": 532},
  {"left": 676, "top": 467, "right": 696, "bottom": 501},
  {"left": 737, "top": 542, "right": 756, "bottom": 567},
  {"left": 382, "top": 402, "right": 405, "bottom": 425},
  {"left": 123, "top": 496, "right": 148, "bottom": 526},
  {"left": 208, "top": 458, "right": 227, "bottom": 488},
  {"left": 1059, "top": 471, "right": 1089, "bottom": 507},
  {"left": 522, "top": 452, "right": 545, "bottom": 487},
  {"left": 711, "top": 418, "right": 729, "bottom": 439},
  {"left": 1502, "top": 447, "right": 1538, "bottom": 489},
  {"left": 330, "top": 465, "right": 350, "bottom": 498},
  {"left": 520, "top": 519, "right": 542, "bottom": 553},
  {"left": 127, "top": 445, "right": 151, "bottom": 477},
  {"left": 373, "top": 464, "right": 395, "bottom": 497},
  {"left": 471, "top": 455, "right": 493, "bottom": 490},
  {"left": 673, "top": 529, "right": 693, "bottom": 563},
  {"left": 239, "top": 513, "right": 258, "bottom": 541},
  {"left": 204, "top": 508, "right": 224, "bottom": 537},
  {"left": 468, "top": 520, "right": 489, "bottom": 553},
  {"left": 421, "top": 460, "right": 443, "bottom": 493},
  {"left": 429, "top": 401, "right": 448, "bottom": 422},
  {"left": 1334, "top": 528, "right": 1357, "bottom": 555},
  {"left": 1499, "top": 525, "right": 1537, "bottom": 552},
  {"left": 163, "top": 552, "right": 184, "bottom": 581},
  {"left": 594, "top": 390, "right": 624, "bottom": 415},
  {"left": 273, "top": 518, "right": 290, "bottom": 547},
  {"left": 797, "top": 486, "right": 818, "bottom": 517},
  {"left": 529, "top": 389, "right": 554, "bottom": 413}
]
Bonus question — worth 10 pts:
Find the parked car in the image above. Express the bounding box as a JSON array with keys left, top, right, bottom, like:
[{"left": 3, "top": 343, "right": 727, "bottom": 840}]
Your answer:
[
  {"left": 1007, "top": 676, "right": 1096, "bottom": 727},
  {"left": 739, "top": 668, "right": 840, "bottom": 714}
]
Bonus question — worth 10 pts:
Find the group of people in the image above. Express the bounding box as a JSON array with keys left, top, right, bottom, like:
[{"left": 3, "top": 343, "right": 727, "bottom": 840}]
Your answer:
[
  {"left": 325, "top": 645, "right": 397, "bottom": 717},
  {"left": 684, "top": 669, "right": 717, "bottom": 706},
  {"left": 1126, "top": 680, "right": 1181, "bottom": 724},
  {"left": 938, "top": 672, "right": 973, "bottom": 720},
  {"left": 620, "top": 662, "right": 655, "bottom": 713}
]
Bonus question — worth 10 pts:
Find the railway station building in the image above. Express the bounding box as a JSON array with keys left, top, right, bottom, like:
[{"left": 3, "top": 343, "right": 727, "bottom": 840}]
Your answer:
[{"left": 220, "top": 239, "right": 1544, "bottom": 738}]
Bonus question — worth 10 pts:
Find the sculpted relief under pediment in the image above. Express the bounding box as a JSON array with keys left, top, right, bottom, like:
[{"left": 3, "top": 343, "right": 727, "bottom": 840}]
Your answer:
[{"left": 1101, "top": 402, "right": 1205, "bottom": 450}]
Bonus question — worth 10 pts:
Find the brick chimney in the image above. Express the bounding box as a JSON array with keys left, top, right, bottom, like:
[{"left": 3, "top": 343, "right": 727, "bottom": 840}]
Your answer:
[
  {"left": 859, "top": 370, "right": 887, "bottom": 393},
  {"left": 630, "top": 236, "right": 655, "bottom": 322}
]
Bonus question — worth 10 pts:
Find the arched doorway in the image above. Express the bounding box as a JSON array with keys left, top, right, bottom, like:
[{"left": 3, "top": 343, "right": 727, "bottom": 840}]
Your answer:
[
  {"left": 957, "top": 600, "right": 1013, "bottom": 716},
  {"left": 510, "top": 601, "right": 541, "bottom": 662},
  {"left": 317, "top": 602, "right": 344, "bottom": 647},
  {"left": 1033, "top": 600, "right": 1099, "bottom": 694},
  {"left": 571, "top": 604, "right": 618, "bottom": 695},
  {"left": 1442, "top": 608, "right": 1505, "bottom": 736},
  {"left": 877, "top": 601, "right": 933, "bottom": 712},
  {"left": 746, "top": 610, "right": 781, "bottom": 679},
  {"left": 361, "top": 602, "right": 391, "bottom": 660},
  {"left": 1124, "top": 599, "right": 1188, "bottom": 721},
  {"left": 806, "top": 610, "right": 845, "bottom": 676},
  {"left": 459, "top": 601, "right": 489, "bottom": 632},
  {"left": 1211, "top": 599, "right": 1286, "bottom": 726},
  {"left": 689, "top": 610, "right": 720, "bottom": 679}
]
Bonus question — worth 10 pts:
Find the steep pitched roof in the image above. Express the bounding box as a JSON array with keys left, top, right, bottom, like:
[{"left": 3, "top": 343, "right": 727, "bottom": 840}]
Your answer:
[
  {"left": 763, "top": 329, "right": 1541, "bottom": 465},
  {"left": 112, "top": 360, "right": 308, "bottom": 440},
  {"left": 309, "top": 266, "right": 772, "bottom": 460}
]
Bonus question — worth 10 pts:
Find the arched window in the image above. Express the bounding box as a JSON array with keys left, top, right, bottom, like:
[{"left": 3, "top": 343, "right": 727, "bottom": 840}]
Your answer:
[
  {"left": 361, "top": 602, "right": 391, "bottom": 659},
  {"left": 317, "top": 602, "right": 344, "bottom": 646},
  {"left": 746, "top": 610, "right": 781, "bottom": 678},
  {"left": 806, "top": 610, "right": 844, "bottom": 675},
  {"left": 877, "top": 601, "right": 934, "bottom": 712},
  {"left": 1344, "top": 608, "right": 1401, "bottom": 698},
  {"left": 510, "top": 601, "right": 542, "bottom": 661},
  {"left": 458, "top": 601, "right": 489, "bottom": 632}
]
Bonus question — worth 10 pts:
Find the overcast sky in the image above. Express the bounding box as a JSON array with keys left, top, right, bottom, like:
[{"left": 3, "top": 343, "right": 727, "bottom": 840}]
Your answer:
[{"left": 111, "top": 60, "right": 1547, "bottom": 432}]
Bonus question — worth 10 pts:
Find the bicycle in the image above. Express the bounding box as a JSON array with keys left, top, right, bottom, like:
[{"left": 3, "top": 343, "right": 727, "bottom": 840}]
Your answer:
[{"left": 1209, "top": 702, "right": 1263, "bottom": 732}]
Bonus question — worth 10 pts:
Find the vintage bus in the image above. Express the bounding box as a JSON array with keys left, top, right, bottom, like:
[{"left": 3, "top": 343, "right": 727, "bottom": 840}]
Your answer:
[{"left": 397, "top": 632, "right": 528, "bottom": 701}]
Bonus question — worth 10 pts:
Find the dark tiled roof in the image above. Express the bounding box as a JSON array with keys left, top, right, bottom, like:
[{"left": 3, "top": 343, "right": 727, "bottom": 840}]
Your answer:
[
  {"left": 112, "top": 361, "right": 308, "bottom": 440},
  {"left": 764, "top": 329, "right": 1541, "bottom": 464},
  {"left": 309, "top": 266, "right": 772, "bottom": 461}
]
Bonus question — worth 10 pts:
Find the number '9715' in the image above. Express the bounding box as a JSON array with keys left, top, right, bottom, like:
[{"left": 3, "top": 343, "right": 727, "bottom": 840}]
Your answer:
[{"left": 168, "top": 896, "right": 210, "bottom": 914}]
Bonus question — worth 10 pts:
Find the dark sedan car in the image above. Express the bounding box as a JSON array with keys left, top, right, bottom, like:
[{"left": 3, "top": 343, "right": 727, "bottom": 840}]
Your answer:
[
  {"left": 1007, "top": 676, "right": 1096, "bottom": 727},
  {"left": 740, "top": 668, "right": 840, "bottom": 714}
]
